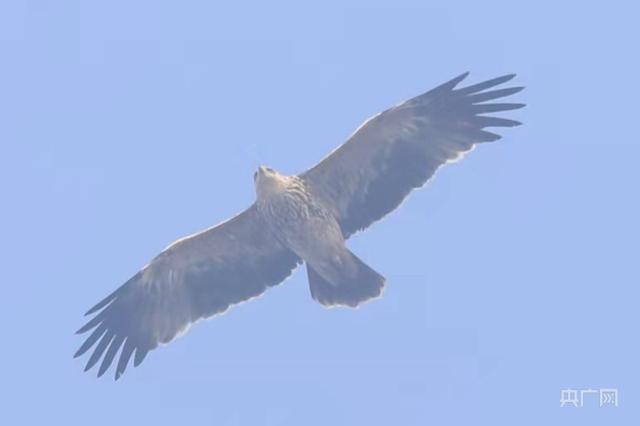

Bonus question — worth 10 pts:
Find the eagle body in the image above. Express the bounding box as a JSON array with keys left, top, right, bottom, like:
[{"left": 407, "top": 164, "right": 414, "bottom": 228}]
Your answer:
[
  {"left": 255, "top": 167, "right": 344, "bottom": 274},
  {"left": 254, "top": 166, "right": 382, "bottom": 301},
  {"left": 75, "top": 73, "right": 525, "bottom": 379}
]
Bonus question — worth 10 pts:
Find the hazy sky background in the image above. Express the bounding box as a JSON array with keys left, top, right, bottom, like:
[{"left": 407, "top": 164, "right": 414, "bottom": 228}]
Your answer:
[{"left": 2, "top": 1, "right": 638, "bottom": 424}]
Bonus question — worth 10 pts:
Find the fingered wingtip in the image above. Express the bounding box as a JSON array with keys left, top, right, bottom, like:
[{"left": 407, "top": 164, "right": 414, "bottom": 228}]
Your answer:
[
  {"left": 442, "top": 72, "right": 470, "bottom": 90},
  {"left": 455, "top": 71, "right": 471, "bottom": 84},
  {"left": 84, "top": 303, "right": 105, "bottom": 317},
  {"left": 499, "top": 74, "right": 518, "bottom": 86},
  {"left": 455, "top": 73, "right": 523, "bottom": 97}
]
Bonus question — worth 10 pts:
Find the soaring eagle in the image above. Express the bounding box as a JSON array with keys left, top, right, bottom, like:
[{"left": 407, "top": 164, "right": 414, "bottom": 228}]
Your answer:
[{"left": 75, "top": 72, "right": 524, "bottom": 379}]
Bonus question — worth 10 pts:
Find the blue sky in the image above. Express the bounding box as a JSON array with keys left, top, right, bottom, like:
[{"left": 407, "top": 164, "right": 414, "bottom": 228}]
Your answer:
[{"left": 2, "top": 1, "right": 638, "bottom": 424}]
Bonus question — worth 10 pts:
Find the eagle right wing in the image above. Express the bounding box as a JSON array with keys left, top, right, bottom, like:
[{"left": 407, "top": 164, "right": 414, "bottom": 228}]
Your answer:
[{"left": 301, "top": 73, "right": 525, "bottom": 238}]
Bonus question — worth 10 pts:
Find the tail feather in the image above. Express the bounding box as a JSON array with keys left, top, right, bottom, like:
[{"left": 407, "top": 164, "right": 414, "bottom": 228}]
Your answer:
[{"left": 307, "top": 251, "right": 385, "bottom": 308}]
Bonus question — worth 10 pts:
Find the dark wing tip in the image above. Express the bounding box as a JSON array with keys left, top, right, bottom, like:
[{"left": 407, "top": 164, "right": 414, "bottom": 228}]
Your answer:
[
  {"left": 428, "top": 72, "right": 470, "bottom": 96},
  {"left": 477, "top": 130, "right": 502, "bottom": 142},
  {"left": 83, "top": 332, "right": 114, "bottom": 372},
  {"left": 84, "top": 292, "right": 117, "bottom": 316},
  {"left": 97, "top": 336, "right": 125, "bottom": 378},
  {"left": 114, "top": 340, "right": 136, "bottom": 380},
  {"left": 474, "top": 116, "right": 523, "bottom": 128},
  {"left": 454, "top": 73, "right": 518, "bottom": 96},
  {"left": 75, "top": 314, "right": 102, "bottom": 335},
  {"left": 85, "top": 273, "right": 140, "bottom": 316},
  {"left": 467, "top": 86, "right": 525, "bottom": 104},
  {"left": 133, "top": 347, "right": 149, "bottom": 367},
  {"left": 74, "top": 324, "right": 107, "bottom": 358},
  {"left": 508, "top": 86, "right": 525, "bottom": 94},
  {"left": 446, "top": 71, "right": 470, "bottom": 89},
  {"left": 473, "top": 102, "right": 526, "bottom": 113},
  {"left": 494, "top": 73, "right": 517, "bottom": 83},
  {"left": 457, "top": 71, "right": 471, "bottom": 81}
]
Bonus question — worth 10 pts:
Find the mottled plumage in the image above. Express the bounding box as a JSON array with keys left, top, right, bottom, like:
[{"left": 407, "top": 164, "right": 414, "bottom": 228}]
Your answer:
[{"left": 75, "top": 73, "right": 524, "bottom": 379}]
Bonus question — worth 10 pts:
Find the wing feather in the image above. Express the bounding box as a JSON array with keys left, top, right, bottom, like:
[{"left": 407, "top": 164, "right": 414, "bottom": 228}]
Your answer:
[
  {"left": 301, "top": 73, "right": 525, "bottom": 238},
  {"left": 75, "top": 204, "right": 300, "bottom": 379}
]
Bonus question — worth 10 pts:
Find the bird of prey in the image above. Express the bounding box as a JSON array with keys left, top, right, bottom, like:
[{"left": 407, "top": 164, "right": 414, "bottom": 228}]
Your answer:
[{"left": 75, "top": 72, "right": 524, "bottom": 379}]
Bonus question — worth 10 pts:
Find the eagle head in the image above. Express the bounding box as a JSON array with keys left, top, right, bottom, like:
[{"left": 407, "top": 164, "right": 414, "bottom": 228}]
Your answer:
[{"left": 254, "top": 166, "right": 285, "bottom": 200}]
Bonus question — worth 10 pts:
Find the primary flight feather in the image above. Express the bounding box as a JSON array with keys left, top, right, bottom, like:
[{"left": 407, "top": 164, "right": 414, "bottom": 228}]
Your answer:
[{"left": 75, "top": 72, "right": 525, "bottom": 379}]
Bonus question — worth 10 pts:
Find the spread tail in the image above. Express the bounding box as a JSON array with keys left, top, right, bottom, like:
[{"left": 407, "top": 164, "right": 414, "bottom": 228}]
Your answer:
[{"left": 307, "top": 250, "right": 385, "bottom": 308}]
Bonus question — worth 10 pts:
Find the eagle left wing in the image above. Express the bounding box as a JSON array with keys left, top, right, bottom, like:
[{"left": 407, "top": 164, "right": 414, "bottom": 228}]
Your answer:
[
  {"left": 74, "top": 204, "right": 300, "bottom": 380},
  {"left": 301, "top": 73, "right": 525, "bottom": 238}
]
